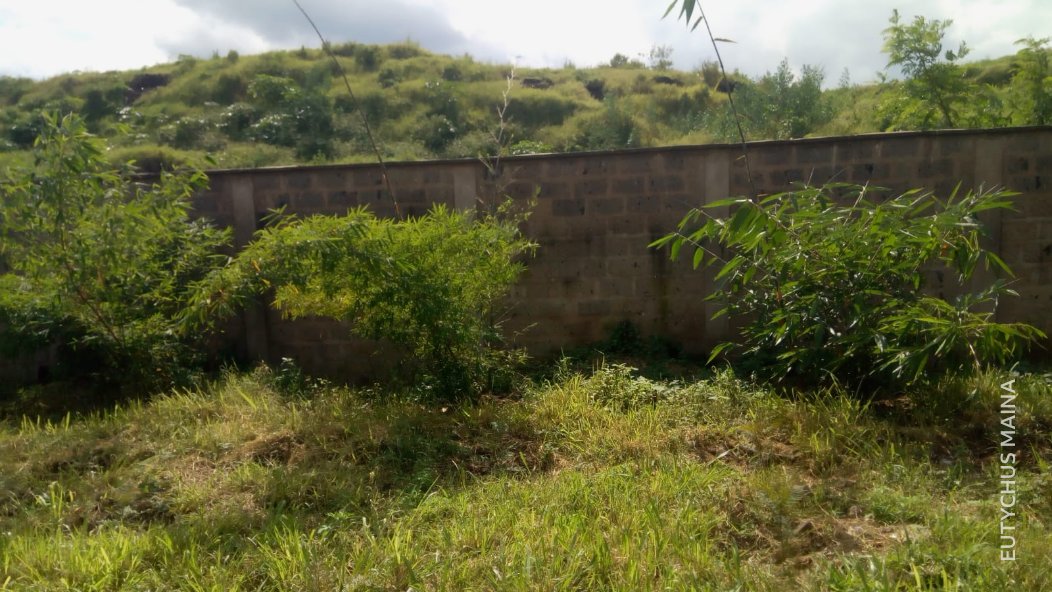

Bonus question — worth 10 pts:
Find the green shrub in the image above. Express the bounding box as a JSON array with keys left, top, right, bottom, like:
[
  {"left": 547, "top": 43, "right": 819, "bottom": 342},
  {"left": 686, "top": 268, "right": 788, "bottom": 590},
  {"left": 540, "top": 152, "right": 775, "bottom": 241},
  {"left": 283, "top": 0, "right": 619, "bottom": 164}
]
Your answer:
[
  {"left": 1009, "top": 37, "right": 1052, "bottom": 125},
  {"left": 879, "top": 10, "right": 975, "bottom": 129},
  {"left": 0, "top": 76, "right": 33, "bottom": 106},
  {"left": 105, "top": 144, "right": 203, "bottom": 173},
  {"left": 505, "top": 92, "right": 578, "bottom": 130},
  {"left": 0, "top": 114, "right": 229, "bottom": 389},
  {"left": 212, "top": 73, "right": 248, "bottom": 104},
  {"left": 387, "top": 41, "right": 425, "bottom": 60},
  {"left": 219, "top": 102, "right": 260, "bottom": 140},
  {"left": 247, "top": 75, "right": 335, "bottom": 159},
  {"left": 570, "top": 98, "right": 644, "bottom": 151},
  {"left": 158, "top": 116, "right": 213, "bottom": 150},
  {"left": 377, "top": 67, "right": 401, "bottom": 88},
  {"left": 355, "top": 47, "right": 381, "bottom": 72},
  {"left": 187, "top": 204, "right": 535, "bottom": 398},
  {"left": 655, "top": 183, "right": 1045, "bottom": 391},
  {"left": 705, "top": 59, "right": 829, "bottom": 141}
]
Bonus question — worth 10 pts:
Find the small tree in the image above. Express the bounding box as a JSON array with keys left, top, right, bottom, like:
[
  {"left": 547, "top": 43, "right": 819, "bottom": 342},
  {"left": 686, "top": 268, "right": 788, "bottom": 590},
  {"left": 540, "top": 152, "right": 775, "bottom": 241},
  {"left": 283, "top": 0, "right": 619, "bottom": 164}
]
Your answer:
[
  {"left": 186, "top": 205, "right": 534, "bottom": 399},
  {"left": 707, "top": 59, "right": 830, "bottom": 140},
  {"left": 0, "top": 114, "right": 229, "bottom": 388},
  {"left": 879, "top": 10, "right": 973, "bottom": 129},
  {"left": 654, "top": 184, "right": 1045, "bottom": 391},
  {"left": 1009, "top": 37, "right": 1052, "bottom": 125},
  {"left": 648, "top": 45, "right": 675, "bottom": 71}
]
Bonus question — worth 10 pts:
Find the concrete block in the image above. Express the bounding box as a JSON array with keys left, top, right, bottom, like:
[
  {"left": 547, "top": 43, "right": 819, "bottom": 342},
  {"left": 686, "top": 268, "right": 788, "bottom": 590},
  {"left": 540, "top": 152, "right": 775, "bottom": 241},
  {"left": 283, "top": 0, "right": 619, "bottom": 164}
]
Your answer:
[{"left": 552, "top": 198, "right": 586, "bottom": 216}]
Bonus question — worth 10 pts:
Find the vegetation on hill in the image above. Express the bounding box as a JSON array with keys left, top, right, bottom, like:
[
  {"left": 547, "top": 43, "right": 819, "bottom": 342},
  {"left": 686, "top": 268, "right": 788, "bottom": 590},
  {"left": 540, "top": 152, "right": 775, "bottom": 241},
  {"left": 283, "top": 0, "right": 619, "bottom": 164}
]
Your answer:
[{"left": 0, "top": 19, "right": 1048, "bottom": 170}]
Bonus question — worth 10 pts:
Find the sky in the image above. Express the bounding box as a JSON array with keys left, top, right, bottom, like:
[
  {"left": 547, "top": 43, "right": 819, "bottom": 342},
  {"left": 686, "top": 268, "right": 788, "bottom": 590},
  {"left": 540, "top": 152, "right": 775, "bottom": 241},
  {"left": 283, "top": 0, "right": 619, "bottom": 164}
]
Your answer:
[{"left": 0, "top": 0, "right": 1048, "bottom": 84}]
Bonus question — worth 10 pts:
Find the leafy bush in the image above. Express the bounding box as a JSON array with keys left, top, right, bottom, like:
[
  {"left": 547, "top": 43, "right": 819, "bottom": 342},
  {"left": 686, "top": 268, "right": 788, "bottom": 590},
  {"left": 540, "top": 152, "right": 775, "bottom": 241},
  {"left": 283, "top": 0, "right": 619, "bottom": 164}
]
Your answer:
[
  {"left": 387, "top": 41, "right": 425, "bottom": 60},
  {"left": 0, "top": 76, "right": 33, "bottom": 106},
  {"left": 219, "top": 102, "right": 260, "bottom": 140},
  {"left": 105, "top": 144, "right": 203, "bottom": 173},
  {"left": 1009, "top": 37, "right": 1052, "bottom": 125},
  {"left": 655, "top": 183, "right": 1045, "bottom": 391},
  {"left": 571, "top": 98, "right": 644, "bottom": 151},
  {"left": 0, "top": 114, "right": 229, "bottom": 389},
  {"left": 651, "top": 86, "right": 708, "bottom": 133},
  {"left": 187, "top": 205, "right": 535, "bottom": 398},
  {"left": 247, "top": 75, "right": 335, "bottom": 159},
  {"left": 212, "top": 72, "right": 248, "bottom": 104},
  {"left": 378, "top": 67, "right": 401, "bottom": 89},
  {"left": 355, "top": 46, "right": 381, "bottom": 72},
  {"left": 505, "top": 92, "right": 578, "bottom": 130},
  {"left": 158, "top": 116, "right": 213, "bottom": 150}
]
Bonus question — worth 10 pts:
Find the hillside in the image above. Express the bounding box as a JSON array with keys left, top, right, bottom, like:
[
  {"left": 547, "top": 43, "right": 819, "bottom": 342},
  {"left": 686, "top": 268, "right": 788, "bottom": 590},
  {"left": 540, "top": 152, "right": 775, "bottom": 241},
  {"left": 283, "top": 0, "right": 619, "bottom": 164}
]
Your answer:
[{"left": 0, "top": 39, "right": 1047, "bottom": 171}]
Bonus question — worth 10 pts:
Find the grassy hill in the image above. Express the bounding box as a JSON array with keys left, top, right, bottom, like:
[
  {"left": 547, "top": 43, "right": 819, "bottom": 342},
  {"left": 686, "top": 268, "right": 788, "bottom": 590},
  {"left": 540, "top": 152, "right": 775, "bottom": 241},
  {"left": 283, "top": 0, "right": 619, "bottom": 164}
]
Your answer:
[{"left": 0, "top": 40, "right": 1046, "bottom": 171}]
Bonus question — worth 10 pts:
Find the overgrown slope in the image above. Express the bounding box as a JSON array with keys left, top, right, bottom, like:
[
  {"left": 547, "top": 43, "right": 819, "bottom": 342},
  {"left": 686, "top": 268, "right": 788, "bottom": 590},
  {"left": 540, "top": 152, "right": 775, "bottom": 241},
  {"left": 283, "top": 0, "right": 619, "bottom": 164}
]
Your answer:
[{"left": 0, "top": 39, "right": 1046, "bottom": 171}]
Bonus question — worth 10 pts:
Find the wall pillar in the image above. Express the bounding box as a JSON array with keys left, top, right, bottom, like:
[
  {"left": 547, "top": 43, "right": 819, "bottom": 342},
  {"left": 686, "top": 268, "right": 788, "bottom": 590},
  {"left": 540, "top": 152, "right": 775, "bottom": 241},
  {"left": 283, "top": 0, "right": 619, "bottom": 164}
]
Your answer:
[
  {"left": 452, "top": 164, "right": 478, "bottom": 212},
  {"left": 230, "top": 175, "right": 270, "bottom": 362},
  {"left": 972, "top": 137, "right": 1006, "bottom": 319}
]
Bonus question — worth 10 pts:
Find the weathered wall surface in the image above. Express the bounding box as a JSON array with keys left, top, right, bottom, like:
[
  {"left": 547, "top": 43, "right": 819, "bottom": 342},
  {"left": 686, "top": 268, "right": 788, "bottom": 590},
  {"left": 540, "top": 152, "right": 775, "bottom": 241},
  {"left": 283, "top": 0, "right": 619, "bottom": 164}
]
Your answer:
[
  {"left": 4, "top": 128, "right": 1049, "bottom": 384},
  {"left": 186, "top": 127, "right": 1051, "bottom": 379}
]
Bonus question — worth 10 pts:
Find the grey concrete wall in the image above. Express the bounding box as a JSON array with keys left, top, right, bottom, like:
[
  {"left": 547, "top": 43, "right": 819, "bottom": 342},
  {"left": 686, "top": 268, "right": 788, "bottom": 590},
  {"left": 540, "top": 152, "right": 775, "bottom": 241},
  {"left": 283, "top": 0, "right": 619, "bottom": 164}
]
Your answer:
[{"left": 4, "top": 128, "right": 1050, "bottom": 384}]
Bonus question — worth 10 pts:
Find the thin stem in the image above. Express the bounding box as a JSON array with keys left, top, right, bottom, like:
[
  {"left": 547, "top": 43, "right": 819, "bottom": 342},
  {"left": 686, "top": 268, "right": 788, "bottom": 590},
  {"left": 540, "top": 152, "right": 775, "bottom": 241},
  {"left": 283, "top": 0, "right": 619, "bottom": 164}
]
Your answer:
[
  {"left": 291, "top": 0, "right": 402, "bottom": 219},
  {"left": 692, "top": 1, "right": 757, "bottom": 199}
]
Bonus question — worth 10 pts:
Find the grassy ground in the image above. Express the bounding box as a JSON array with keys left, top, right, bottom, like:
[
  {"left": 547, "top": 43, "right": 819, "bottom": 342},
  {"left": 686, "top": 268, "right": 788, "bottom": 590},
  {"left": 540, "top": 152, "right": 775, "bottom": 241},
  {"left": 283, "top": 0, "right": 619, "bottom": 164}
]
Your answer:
[{"left": 1, "top": 362, "right": 1050, "bottom": 590}]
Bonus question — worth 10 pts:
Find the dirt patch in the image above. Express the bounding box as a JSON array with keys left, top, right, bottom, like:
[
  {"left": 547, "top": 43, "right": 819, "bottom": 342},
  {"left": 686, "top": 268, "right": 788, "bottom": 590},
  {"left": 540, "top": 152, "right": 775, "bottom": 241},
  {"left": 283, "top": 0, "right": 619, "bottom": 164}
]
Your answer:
[{"left": 237, "top": 431, "right": 304, "bottom": 466}]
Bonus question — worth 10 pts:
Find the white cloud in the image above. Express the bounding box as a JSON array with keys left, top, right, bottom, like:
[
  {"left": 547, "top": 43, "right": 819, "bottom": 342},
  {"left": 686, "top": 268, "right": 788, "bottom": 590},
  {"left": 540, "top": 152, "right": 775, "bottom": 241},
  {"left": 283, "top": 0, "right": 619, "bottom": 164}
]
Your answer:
[{"left": 0, "top": 0, "right": 1047, "bottom": 81}]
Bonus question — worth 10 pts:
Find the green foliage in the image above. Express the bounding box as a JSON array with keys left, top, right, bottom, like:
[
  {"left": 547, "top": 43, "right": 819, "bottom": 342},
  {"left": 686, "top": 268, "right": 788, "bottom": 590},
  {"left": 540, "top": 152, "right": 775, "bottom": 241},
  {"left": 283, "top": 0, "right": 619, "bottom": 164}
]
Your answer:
[
  {"left": 187, "top": 205, "right": 535, "bottom": 398},
  {"left": 79, "top": 84, "right": 125, "bottom": 126},
  {"left": 505, "top": 92, "right": 578, "bottom": 130},
  {"left": 5, "top": 111, "right": 46, "bottom": 149},
  {"left": 218, "top": 102, "right": 260, "bottom": 140},
  {"left": 158, "top": 116, "right": 217, "bottom": 150},
  {"left": 609, "top": 53, "right": 631, "bottom": 68},
  {"left": 697, "top": 60, "right": 722, "bottom": 88},
  {"left": 0, "top": 76, "right": 34, "bottom": 106},
  {"left": 104, "top": 143, "right": 204, "bottom": 173},
  {"left": 412, "top": 79, "right": 470, "bottom": 155},
  {"left": 0, "top": 114, "right": 229, "bottom": 389},
  {"left": 247, "top": 75, "right": 335, "bottom": 159},
  {"left": 880, "top": 10, "right": 973, "bottom": 129},
  {"left": 508, "top": 139, "right": 554, "bottom": 155},
  {"left": 708, "top": 59, "right": 829, "bottom": 140},
  {"left": 581, "top": 363, "right": 686, "bottom": 411},
  {"left": 648, "top": 45, "right": 675, "bottom": 71},
  {"left": 212, "top": 72, "right": 248, "bottom": 104},
  {"left": 651, "top": 86, "right": 709, "bottom": 134},
  {"left": 655, "top": 183, "right": 1045, "bottom": 391},
  {"left": 1009, "top": 37, "right": 1052, "bottom": 125},
  {"left": 387, "top": 41, "right": 425, "bottom": 60},
  {"left": 355, "top": 46, "right": 381, "bottom": 72},
  {"left": 571, "top": 98, "right": 644, "bottom": 150}
]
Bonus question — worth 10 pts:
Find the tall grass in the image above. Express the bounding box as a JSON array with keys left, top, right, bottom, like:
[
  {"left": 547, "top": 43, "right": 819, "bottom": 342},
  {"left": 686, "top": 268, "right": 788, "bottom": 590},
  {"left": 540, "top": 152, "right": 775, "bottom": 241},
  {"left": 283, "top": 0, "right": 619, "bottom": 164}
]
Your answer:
[{"left": 1, "top": 364, "right": 1050, "bottom": 589}]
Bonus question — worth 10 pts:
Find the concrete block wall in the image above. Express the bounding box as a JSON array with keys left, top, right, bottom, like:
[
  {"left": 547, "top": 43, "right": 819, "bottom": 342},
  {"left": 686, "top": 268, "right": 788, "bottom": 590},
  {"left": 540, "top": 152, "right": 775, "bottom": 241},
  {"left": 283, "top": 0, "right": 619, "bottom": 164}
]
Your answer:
[
  {"left": 183, "top": 127, "right": 1052, "bottom": 382},
  {"left": 4, "top": 128, "right": 1049, "bottom": 386},
  {"left": 185, "top": 127, "right": 1050, "bottom": 380}
]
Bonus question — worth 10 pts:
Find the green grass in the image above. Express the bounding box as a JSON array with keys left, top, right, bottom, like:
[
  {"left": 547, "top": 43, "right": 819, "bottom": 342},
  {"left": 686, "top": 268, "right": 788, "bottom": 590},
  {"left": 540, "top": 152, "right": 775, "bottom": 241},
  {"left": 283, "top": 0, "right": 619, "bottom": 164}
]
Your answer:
[{"left": 1, "top": 363, "right": 1051, "bottom": 590}]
